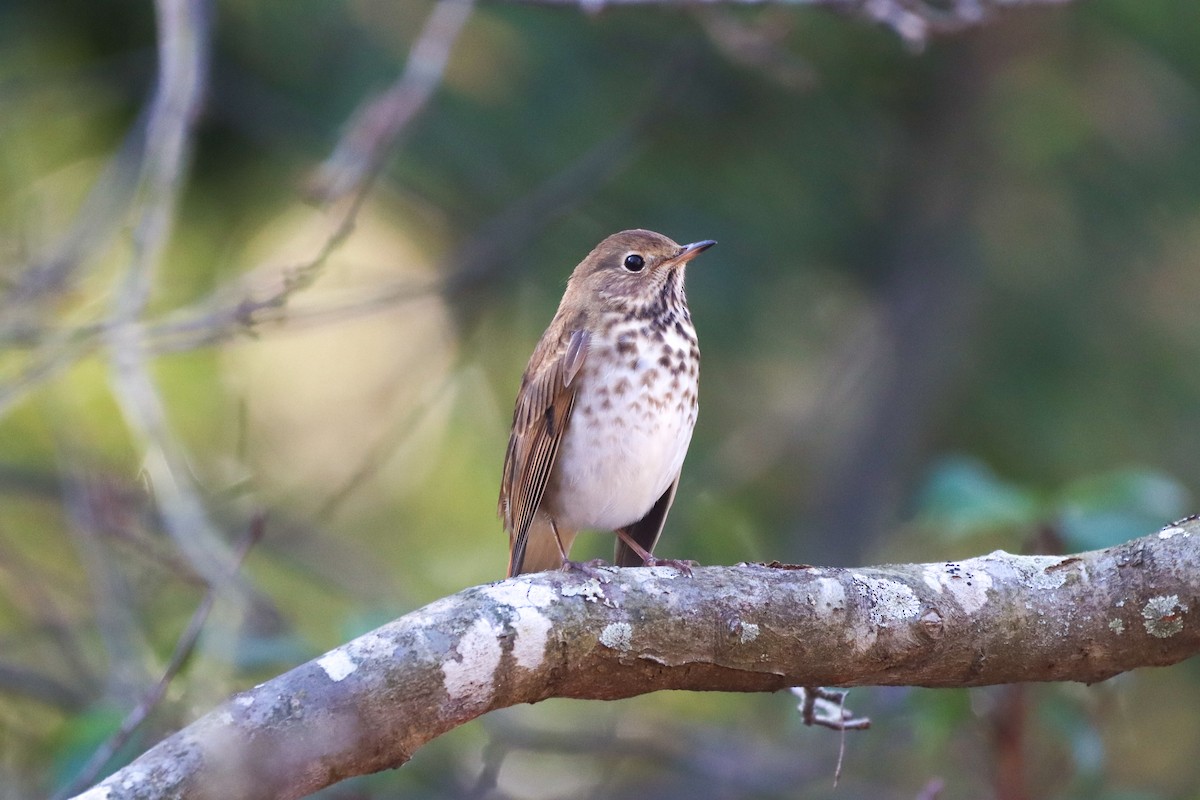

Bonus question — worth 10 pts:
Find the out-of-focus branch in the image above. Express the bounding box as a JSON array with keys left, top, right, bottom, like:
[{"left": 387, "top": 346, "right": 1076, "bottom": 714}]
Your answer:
[
  {"left": 0, "top": 0, "right": 1074, "bottom": 414},
  {"left": 54, "top": 516, "right": 266, "bottom": 800},
  {"left": 0, "top": 523, "right": 97, "bottom": 692},
  {"left": 143, "top": 57, "right": 655, "bottom": 353},
  {"left": 75, "top": 521, "right": 1200, "bottom": 800},
  {"left": 128, "top": 0, "right": 478, "bottom": 357},
  {"left": 0, "top": 0, "right": 472, "bottom": 418},
  {"left": 0, "top": 123, "right": 144, "bottom": 320},
  {"left": 197, "top": 0, "right": 475, "bottom": 321},
  {"left": 307, "top": 0, "right": 476, "bottom": 203},
  {"left": 0, "top": 76, "right": 644, "bottom": 369},
  {"left": 103, "top": 0, "right": 234, "bottom": 587},
  {"left": 501, "top": 0, "right": 1073, "bottom": 50},
  {"left": 0, "top": 332, "right": 101, "bottom": 419},
  {"left": 0, "top": 663, "right": 91, "bottom": 711},
  {"left": 109, "top": 0, "right": 209, "bottom": 322},
  {"left": 64, "top": 462, "right": 157, "bottom": 703}
]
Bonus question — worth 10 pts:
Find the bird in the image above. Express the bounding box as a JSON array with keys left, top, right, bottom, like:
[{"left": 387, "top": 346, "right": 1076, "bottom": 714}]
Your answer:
[{"left": 499, "top": 229, "right": 715, "bottom": 577}]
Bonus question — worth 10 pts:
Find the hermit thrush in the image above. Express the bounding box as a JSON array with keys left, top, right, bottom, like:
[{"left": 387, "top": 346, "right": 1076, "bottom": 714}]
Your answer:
[{"left": 499, "top": 229, "right": 715, "bottom": 576}]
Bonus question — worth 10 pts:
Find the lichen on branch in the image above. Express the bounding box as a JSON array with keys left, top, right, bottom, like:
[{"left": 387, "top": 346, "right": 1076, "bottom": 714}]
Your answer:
[{"left": 76, "top": 521, "right": 1199, "bottom": 800}]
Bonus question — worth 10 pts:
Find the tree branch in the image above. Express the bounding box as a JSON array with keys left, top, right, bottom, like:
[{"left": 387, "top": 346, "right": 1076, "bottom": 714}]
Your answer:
[
  {"left": 306, "top": 0, "right": 475, "bottom": 203},
  {"left": 74, "top": 520, "right": 1199, "bottom": 800},
  {"left": 499, "top": 0, "right": 1074, "bottom": 50}
]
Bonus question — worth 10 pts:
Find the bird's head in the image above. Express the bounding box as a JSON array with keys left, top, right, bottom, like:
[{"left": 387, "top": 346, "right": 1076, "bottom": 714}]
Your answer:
[{"left": 566, "top": 229, "right": 716, "bottom": 314}]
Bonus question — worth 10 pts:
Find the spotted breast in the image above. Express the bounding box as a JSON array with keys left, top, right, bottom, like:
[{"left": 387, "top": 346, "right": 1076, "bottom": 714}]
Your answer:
[{"left": 499, "top": 229, "right": 714, "bottom": 576}]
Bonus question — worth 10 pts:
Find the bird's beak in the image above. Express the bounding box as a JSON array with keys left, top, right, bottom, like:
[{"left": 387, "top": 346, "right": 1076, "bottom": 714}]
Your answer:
[{"left": 672, "top": 239, "right": 717, "bottom": 265}]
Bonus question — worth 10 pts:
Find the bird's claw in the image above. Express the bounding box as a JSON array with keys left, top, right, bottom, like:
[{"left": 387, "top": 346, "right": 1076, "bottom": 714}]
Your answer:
[
  {"left": 643, "top": 557, "right": 698, "bottom": 576},
  {"left": 560, "top": 558, "right": 612, "bottom": 582}
]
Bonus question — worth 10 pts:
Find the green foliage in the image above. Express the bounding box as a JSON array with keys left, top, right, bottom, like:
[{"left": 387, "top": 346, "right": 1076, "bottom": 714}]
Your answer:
[
  {"left": 1059, "top": 469, "right": 1190, "bottom": 551},
  {"left": 917, "top": 456, "right": 1042, "bottom": 538},
  {"left": 917, "top": 456, "right": 1190, "bottom": 552},
  {"left": 49, "top": 707, "right": 136, "bottom": 795}
]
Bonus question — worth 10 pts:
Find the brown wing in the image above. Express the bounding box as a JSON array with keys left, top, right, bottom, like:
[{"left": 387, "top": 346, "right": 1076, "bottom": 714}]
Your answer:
[{"left": 499, "top": 325, "right": 590, "bottom": 569}]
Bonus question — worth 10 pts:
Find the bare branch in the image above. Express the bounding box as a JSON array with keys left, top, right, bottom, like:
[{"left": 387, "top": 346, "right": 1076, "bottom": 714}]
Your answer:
[
  {"left": 143, "top": 78, "right": 649, "bottom": 353},
  {"left": 103, "top": 0, "right": 237, "bottom": 587},
  {"left": 63, "top": 462, "right": 158, "bottom": 702},
  {"left": 110, "top": 0, "right": 478, "bottom": 360},
  {"left": 499, "top": 0, "right": 1073, "bottom": 49},
  {"left": 0, "top": 328, "right": 101, "bottom": 419},
  {"left": 0, "top": 521, "right": 97, "bottom": 691},
  {"left": 1, "top": 0, "right": 471, "bottom": 415},
  {"left": 55, "top": 516, "right": 266, "bottom": 800},
  {"left": 109, "top": 0, "right": 210, "bottom": 322},
  {"left": 75, "top": 521, "right": 1200, "bottom": 800},
  {"left": 0, "top": 124, "right": 144, "bottom": 317},
  {"left": 0, "top": 0, "right": 1074, "bottom": 412},
  {"left": 307, "top": 0, "right": 476, "bottom": 203}
]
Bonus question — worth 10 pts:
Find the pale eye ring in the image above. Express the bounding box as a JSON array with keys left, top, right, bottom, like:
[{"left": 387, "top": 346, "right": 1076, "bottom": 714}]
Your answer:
[{"left": 623, "top": 254, "right": 645, "bottom": 272}]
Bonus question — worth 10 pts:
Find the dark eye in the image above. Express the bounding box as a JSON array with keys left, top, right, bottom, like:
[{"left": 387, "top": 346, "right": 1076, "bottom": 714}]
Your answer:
[{"left": 623, "top": 254, "right": 645, "bottom": 272}]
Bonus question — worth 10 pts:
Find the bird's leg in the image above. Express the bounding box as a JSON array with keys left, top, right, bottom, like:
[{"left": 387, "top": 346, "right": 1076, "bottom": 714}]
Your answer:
[
  {"left": 551, "top": 519, "right": 610, "bottom": 582},
  {"left": 613, "top": 528, "right": 697, "bottom": 576},
  {"left": 551, "top": 518, "right": 569, "bottom": 561}
]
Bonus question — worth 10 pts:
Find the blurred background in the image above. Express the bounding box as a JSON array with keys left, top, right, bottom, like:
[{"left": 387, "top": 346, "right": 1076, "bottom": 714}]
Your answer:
[{"left": 2, "top": 0, "right": 1199, "bottom": 797}]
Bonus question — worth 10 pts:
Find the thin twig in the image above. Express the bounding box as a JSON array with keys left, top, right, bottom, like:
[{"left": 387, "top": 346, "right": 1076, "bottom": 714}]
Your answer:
[
  {"left": 308, "top": 0, "right": 476, "bottom": 203},
  {"left": 0, "top": 533, "right": 97, "bottom": 693},
  {"left": 60, "top": 450, "right": 158, "bottom": 703},
  {"left": 55, "top": 515, "right": 266, "bottom": 800},
  {"left": 793, "top": 686, "right": 871, "bottom": 730},
  {"left": 834, "top": 686, "right": 847, "bottom": 785},
  {"left": 0, "top": 0, "right": 473, "bottom": 424},
  {"left": 132, "top": 0, "right": 476, "bottom": 357},
  {"left": 143, "top": 76, "right": 653, "bottom": 354},
  {"left": 109, "top": 0, "right": 209, "bottom": 322},
  {"left": 0, "top": 113, "right": 146, "bottom": 319},
  {"left": 0, "top": 331, "right": 101, "bottom": 420}
]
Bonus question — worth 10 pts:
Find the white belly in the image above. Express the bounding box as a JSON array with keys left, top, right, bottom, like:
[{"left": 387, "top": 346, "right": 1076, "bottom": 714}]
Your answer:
[{"left": 546, "top": 329, "right": 698, "bottom": 531}]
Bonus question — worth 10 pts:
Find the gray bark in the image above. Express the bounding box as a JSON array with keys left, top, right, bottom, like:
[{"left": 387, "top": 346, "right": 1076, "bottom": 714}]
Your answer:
[{"left": 74, "top": 520, "right": 1200, "bottom": 800}]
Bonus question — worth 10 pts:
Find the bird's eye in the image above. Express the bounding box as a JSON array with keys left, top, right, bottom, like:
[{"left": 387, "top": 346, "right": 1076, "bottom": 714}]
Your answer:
[{"left": 623, "top": 254, "right": 645, "bottom": 272}]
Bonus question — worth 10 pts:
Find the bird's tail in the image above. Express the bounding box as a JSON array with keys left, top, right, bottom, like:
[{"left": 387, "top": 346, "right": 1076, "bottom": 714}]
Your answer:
[{"left": 508, "top": 515, "right": 577, "bottom": 576}]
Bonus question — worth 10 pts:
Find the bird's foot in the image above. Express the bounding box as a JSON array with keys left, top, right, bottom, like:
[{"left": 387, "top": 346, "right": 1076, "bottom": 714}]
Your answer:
[
  {"left": 642, "top": 557, "right": 698, "bottom": 576},
  {"left": 560, "top": 558, "right": 612, "bottom": 582}
]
